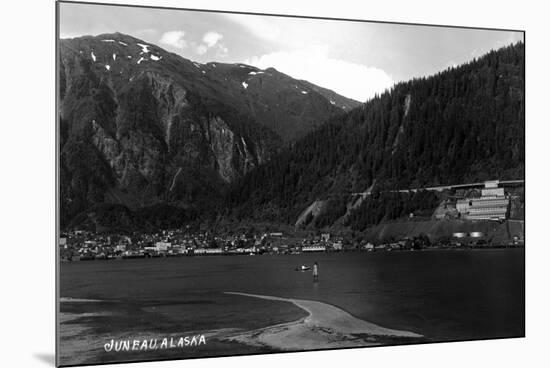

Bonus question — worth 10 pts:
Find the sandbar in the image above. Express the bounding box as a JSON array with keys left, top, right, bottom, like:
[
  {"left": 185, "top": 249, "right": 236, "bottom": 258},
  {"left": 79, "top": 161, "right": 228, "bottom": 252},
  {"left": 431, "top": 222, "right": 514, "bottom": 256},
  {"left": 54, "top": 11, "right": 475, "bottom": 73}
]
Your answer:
[{"left": 222, "top": 292, "right": 422, "bottom": 350}]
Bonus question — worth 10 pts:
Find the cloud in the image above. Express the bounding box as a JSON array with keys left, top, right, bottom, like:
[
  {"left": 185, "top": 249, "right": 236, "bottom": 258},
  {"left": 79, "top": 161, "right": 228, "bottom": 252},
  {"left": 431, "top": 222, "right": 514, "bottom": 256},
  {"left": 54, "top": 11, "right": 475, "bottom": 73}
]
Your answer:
[
  {"left": 194, "top": 31, "right": 227, "bottom": 57},
  {"left": 217, "top": 44, "right": 229, "bottom": 58},
  {"left": 59, "top": 32, "right": 82, "bottom": 39},
  {"left": 135, "top": 28, "right": 157, "bottom": 38},
  {"left": 245, "top": 46, "right": 394, "bottom": 102},
  {"left": 159, "top": 30, "right": 187, "bottom": 49},
  {"left": 196, "top": 44, "right": 208, "bottom": 55},
  {"left": 223, "top": 14, "right": 281, "bottom": 43},
  {"left": 203, "top": 31, "right": 223, "bottom": 48}
]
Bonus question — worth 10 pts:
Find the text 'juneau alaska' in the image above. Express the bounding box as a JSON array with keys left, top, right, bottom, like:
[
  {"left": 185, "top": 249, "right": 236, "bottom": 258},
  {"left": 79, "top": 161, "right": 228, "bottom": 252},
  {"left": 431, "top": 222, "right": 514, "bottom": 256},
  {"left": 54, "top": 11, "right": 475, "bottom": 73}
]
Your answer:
[{"left": 104, "top": 335, "right": 207, "bottom": 352}]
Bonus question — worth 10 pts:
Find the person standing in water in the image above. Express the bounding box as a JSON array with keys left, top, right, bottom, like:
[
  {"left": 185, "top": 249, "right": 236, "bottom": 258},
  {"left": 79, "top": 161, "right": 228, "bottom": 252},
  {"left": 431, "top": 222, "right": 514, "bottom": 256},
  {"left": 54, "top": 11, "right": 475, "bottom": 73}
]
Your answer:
[{"left": 312, "top": 261, "right": 319, "bottom": 281}]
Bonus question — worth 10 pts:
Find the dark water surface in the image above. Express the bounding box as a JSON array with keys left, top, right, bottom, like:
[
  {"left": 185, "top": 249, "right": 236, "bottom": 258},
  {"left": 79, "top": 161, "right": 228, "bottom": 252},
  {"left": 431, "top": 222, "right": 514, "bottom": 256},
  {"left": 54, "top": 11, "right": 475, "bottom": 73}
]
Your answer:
[{"left": 59, "top": 249, "right": 524, "bottom": 365}]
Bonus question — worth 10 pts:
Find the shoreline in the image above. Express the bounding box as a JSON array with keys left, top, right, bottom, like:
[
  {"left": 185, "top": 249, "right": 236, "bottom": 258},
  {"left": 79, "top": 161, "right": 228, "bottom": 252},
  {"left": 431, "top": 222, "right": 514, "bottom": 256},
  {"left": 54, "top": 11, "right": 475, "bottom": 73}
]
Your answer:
[
  {"left": 59, "top": 247, "right": 525, "bottom": 264},
  {"left": 222, "top": 292, "right": 422, "bottom": 351}
]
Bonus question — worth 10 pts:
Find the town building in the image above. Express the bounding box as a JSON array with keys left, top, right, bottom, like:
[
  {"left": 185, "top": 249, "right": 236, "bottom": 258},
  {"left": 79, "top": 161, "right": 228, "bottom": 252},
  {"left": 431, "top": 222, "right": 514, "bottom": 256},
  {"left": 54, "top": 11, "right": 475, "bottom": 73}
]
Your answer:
[{"left": 332, "top": 241, "right": 343, "bottom": 251}]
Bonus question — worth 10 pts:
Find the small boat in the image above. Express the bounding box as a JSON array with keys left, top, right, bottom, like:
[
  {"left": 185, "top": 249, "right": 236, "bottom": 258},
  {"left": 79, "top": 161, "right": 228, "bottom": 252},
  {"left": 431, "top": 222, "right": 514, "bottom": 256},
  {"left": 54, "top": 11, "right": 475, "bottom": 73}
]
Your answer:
[{"left": 295, "top": 265, "right": 311, "bottom": 271}]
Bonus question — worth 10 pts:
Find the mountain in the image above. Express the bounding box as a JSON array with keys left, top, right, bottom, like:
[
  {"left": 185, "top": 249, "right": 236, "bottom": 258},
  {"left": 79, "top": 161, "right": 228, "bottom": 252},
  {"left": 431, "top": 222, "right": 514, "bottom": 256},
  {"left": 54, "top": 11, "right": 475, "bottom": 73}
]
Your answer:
[
  {"left": 58, "top": 32, "right": 359, "bottom": 229},
  {"left": 227, "top": 43, "right": 525, "bottom": 228},
  {"left": 194, "top": 62, "right": 360, "bottom": 141}
]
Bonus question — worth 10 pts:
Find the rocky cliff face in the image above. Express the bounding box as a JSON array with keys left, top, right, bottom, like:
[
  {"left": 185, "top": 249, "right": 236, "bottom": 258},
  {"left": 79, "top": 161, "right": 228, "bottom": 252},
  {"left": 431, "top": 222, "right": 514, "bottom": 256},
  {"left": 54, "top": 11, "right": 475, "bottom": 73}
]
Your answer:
[{"left": 58, "top": 33, "right": 357, "bottom": 228}]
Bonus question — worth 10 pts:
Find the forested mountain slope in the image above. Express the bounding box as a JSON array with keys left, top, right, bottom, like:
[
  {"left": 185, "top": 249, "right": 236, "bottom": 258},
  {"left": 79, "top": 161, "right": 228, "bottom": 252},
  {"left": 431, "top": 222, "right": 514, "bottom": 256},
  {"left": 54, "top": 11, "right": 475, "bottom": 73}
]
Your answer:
[{"left": 227, "top": 43, "right": 524, "bottom": 227}]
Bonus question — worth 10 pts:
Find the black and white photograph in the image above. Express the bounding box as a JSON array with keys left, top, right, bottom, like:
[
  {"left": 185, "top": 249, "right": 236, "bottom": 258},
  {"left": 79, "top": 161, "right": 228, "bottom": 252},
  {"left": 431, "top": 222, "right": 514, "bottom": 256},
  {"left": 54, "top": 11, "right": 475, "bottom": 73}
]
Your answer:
[
  {"left": 53, "top": 1, "right": 527, "bottom": 366},
  {"left": 8, "top": 0, "right": 550, "bottom": 367}
]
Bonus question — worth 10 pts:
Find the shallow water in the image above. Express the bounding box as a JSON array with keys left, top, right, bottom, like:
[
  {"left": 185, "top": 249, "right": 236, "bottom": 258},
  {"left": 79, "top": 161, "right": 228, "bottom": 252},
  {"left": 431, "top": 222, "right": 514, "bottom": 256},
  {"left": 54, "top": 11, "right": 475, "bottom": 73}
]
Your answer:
[{"left": 58, "top": 249, "right": 524, "bottom": 365}]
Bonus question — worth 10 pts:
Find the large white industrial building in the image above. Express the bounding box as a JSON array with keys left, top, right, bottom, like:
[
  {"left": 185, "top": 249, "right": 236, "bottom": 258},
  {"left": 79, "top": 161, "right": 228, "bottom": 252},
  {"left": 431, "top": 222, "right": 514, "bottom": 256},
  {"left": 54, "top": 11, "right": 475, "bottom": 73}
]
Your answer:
[{"left": 456, "top": 181, "right": 510, "bottom": 221}]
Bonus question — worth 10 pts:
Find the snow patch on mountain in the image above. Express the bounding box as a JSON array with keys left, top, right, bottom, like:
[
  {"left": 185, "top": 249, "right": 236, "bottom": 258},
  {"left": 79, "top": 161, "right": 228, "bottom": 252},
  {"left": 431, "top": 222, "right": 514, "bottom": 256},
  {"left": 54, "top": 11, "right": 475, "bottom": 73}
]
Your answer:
[{"left": 137, "top": 43, "right": 150, "bottom": 54}]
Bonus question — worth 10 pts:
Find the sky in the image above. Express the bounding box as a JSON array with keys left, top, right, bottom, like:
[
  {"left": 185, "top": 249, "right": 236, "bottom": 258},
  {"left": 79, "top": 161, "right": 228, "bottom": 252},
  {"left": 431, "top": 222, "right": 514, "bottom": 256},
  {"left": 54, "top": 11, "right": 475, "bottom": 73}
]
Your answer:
[{"left": 59, "top": 2, "right": 524, "bottom": 102}]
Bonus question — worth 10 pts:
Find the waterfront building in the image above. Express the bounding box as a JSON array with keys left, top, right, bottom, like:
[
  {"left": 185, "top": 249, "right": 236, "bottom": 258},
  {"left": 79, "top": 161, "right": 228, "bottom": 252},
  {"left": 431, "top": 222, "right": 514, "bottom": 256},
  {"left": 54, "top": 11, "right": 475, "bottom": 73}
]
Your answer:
[
  {"left": 469, "top": 232, "right": 484, "bottom": 238},
  {"left": 362, "top": 243, "right": 375, "bottom": 251},
  {"left": 246, "top": 246, "right": 259, "bottom": 254},
  {"left": 115, "top": 244, "right": 126, "bottom": 252},
  {"left": 155, "top": 241, "right": 171, "bottom": 251},
  {"left": 302, "top": 245, "right": 327, "bottom": 252},
  {"left": 170, "top": 246, "right": 188, "bottom": 255}
]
